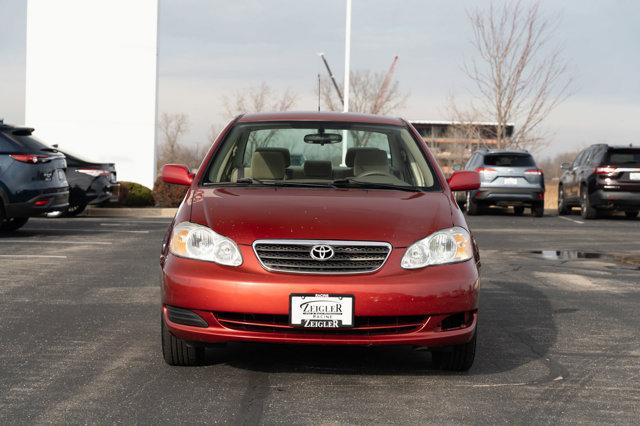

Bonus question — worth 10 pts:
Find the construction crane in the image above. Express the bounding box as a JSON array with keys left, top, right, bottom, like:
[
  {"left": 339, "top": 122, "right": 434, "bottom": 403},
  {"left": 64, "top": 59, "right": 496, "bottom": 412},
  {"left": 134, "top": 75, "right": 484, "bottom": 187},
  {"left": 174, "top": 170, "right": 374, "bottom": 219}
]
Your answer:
[
  {"left": 317, "top": 53, "right": 344, "bottom": 107},
  {"left": 318, "top": 54, "right": 399, "bottom": 114},
  {"left": 371, "top": 55, "right": 399, "bottom": 114}
]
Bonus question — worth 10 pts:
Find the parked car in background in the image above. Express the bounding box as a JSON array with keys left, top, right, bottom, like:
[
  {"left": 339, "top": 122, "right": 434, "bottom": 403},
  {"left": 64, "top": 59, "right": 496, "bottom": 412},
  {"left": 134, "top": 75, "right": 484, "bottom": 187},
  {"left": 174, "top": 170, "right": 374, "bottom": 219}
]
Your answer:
[
  {"left": 159, "top": 112, "right": 481, "bottom": 371},
  {"left": 458, "top": 149, "right": 545, "bottom": 217},
  {"left": 558, "top": 144, "right": 640, "bottom": 219},
  {"left": 0, "top": 121, "right": 69, "bottom": 231},
  {"left": 53, "top": 149, "right": 118, "bottom": 216}
]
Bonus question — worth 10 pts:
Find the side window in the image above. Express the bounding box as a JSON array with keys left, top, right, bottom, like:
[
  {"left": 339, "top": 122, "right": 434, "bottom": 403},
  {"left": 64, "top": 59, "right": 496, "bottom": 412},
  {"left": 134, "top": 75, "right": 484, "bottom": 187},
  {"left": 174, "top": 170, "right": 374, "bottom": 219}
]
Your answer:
[
  {"left": 589, "top": 148, "right": 605, "bottom": 165},
  {"left": 572, "top": 151, "right": 586, "bottom": 168},
  {"left": 465, "top": 154, "right": 477, "bottom": 170},
  {"left": 0, "top": 134, "right": 17, "bottom": 152}
]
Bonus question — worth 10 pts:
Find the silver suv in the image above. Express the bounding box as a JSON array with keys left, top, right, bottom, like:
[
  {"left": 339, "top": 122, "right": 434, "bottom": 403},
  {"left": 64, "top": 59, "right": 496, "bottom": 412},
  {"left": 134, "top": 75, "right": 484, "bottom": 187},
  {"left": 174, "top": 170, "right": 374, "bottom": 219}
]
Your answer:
[{"left": 458, "top": 149, "right": 545, "bottom": 217}]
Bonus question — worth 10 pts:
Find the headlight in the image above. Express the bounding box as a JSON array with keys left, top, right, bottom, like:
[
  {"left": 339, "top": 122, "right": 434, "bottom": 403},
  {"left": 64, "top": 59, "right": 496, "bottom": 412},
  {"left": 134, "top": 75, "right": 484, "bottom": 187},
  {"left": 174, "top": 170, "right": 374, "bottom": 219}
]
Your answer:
[
  {"left": 169, "top": 222, "right": 242, "bottom": 266},
  {"left": 401, "top": 226, "right": 473, "bottom": 269}
]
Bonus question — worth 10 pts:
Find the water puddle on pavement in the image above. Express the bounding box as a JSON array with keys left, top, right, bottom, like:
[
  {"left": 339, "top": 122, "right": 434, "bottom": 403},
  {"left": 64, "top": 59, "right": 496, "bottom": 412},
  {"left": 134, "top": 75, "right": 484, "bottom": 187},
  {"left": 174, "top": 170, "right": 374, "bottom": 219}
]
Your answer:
[
  {"left": 527, "top": 250, "right": 640, "bottom": 270},
  {"left": 529, "top": 250, "right": 602, "bottom": 261}
]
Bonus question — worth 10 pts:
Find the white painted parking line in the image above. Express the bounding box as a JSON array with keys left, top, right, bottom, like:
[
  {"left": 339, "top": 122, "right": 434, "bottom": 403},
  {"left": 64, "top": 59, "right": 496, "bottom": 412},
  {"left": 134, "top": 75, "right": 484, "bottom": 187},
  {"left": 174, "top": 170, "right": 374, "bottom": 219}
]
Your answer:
[
  {"left": 0, "top": 240, "right": 112, "bottom": 245},
  {"left": 48, "top": 218, "right": 171, "bottom": 224},
  {"left": 558, "top": 216, "right": 585, "bottom": 225},
  {"left": 23, "top": 228, "right": 150, "bottom": 234},
  {"left": 0, "top": 254, "right": 67, "bottom": 259}
]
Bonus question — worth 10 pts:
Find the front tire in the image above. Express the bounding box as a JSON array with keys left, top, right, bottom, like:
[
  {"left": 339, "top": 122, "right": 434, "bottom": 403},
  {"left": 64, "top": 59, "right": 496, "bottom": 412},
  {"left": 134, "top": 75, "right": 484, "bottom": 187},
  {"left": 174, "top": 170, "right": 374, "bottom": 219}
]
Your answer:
[
  {"left": 161, "top": 318, "right": 204, "bottom": 366},
  {"left": 557, "top": 186, "right": 570, "bottom": 215},
  {"left": 432, "top": 331, "right": 477, "bottom": 372}
]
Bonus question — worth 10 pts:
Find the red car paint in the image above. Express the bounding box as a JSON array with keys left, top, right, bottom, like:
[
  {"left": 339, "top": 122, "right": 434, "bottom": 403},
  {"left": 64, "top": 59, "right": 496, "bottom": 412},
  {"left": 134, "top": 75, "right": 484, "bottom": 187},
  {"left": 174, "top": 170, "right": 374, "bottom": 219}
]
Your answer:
[{"left": 160, "top": 112, "right": 480, "bottom": 349}]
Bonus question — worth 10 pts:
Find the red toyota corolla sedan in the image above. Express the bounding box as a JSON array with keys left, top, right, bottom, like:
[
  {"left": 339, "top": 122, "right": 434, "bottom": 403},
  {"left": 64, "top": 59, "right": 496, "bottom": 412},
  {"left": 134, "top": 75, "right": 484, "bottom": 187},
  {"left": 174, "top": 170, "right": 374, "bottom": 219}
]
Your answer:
[{"left": 160, "top": 112, "right": 481, "bottom": 370}]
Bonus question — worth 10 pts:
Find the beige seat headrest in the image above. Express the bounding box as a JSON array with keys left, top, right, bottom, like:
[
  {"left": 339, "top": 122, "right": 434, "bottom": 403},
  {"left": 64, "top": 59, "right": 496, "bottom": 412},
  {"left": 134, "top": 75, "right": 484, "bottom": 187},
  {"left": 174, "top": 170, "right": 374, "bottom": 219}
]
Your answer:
[
  {"left": 255, "top": 147, "right": 291, "bottom": 167},
  {"left": 303, "top": 161, "right": 333, "bottom": 179},
  {"left": 251, "top": 151, "right": 286, "bottom": 180},
  {"left": 345, "top": 147, "right": 384, "bottom": 167},
  {"left": 353, "top": 149, "right": 389, "bottom": 175}
]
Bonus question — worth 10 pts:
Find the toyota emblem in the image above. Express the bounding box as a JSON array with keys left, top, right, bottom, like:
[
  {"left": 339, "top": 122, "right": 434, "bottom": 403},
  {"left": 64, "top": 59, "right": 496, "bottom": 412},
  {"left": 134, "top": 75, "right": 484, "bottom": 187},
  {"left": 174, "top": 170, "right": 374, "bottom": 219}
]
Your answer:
[{"left": 309, "top": 245, "right": 335, "bottom": 261}]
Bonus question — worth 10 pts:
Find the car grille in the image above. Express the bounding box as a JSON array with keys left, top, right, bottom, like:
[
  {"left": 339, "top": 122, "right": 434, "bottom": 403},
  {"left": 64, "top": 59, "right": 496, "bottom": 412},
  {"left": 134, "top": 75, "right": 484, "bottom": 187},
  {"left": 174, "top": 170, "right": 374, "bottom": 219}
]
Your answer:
[
  {"left": 215, "top": 312, "right": 426, "bottom": 335},
  {"left": 253, "top": 240, "right": 392, "bottom": 274}
]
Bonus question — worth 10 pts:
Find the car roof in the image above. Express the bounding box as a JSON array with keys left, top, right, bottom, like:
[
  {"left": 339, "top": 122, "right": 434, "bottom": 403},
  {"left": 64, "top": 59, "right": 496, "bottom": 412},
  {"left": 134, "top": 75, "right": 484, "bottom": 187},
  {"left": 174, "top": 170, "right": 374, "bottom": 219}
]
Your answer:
[
  {"left": 237, "top": 111, "right": 405, "bottom": 126},
  {"left": 0, "top": 122, "right": 35, "bottom": 136},
  {"left": 478, "top": 149, "right": 531, "bottom": 155},
  {"left": 598, "top": 144, "right": 638, "bottom": 150}
]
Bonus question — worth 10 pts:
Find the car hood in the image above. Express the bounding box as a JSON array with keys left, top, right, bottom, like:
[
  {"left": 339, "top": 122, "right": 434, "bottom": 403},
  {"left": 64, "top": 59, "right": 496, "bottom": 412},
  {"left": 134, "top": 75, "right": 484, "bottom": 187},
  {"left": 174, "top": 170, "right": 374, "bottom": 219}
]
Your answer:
[{"left": 190, "top": 187, "right": 454, "bottom": 248}]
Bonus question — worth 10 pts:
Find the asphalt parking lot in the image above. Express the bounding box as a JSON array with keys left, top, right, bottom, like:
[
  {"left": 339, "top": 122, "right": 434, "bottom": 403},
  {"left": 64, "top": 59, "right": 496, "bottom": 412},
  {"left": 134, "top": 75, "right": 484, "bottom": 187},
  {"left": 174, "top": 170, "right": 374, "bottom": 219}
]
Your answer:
[{"left": 1, "top": 214, "right": 639, "bottom": 424}]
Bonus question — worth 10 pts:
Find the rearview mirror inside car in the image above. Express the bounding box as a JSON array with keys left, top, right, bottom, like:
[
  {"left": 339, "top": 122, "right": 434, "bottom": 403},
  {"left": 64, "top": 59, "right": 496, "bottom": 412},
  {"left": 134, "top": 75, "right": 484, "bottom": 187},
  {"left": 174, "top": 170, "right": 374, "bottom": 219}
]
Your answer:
[
  {"left": 447, "top": 171, "right": 480, "bottom": 191},
  {"left": 304, "top": 132, "right": 342, "bottom": 145},
  {"left": 561, "top": 162, "right": 571, "bottom": 171},
  {"left": 162, "top": 164, "right": 194, "bottom": 186}
]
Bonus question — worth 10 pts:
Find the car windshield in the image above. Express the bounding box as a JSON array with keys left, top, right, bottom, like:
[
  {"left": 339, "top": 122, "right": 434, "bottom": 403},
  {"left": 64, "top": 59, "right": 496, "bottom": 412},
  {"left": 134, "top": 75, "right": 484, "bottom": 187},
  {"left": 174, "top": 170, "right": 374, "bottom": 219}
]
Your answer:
[
  {"left": 606, "top": 148, "right": 640, "bottom": 164},
  {"left": 484, "top": 153, "right": 535, "bottom": 167},
  {"left": 202, "top": 122, "right": 439, "bottom": 190}
]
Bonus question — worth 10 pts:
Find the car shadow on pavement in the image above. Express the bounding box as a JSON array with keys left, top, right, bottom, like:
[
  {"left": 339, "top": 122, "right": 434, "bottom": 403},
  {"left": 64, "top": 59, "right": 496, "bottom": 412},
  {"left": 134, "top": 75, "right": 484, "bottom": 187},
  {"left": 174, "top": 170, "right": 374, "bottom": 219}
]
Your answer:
[{"left": 197, "top": 279, "right": 558, "bottom": 378}]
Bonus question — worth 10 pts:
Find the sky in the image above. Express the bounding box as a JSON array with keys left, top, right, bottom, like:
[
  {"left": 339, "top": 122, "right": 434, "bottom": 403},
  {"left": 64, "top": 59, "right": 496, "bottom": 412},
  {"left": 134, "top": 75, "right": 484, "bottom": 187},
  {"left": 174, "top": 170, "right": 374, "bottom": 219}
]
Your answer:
[{"left": 1, "top": 0, "right": 639, "bottom": 159}]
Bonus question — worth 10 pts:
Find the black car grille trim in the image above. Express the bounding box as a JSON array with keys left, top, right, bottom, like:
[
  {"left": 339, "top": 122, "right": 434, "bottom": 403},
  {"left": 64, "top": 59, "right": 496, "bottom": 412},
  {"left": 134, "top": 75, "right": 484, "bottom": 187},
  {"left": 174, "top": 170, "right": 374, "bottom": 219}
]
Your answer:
[
  {"left": 166, "top": 306, "right": 208, "bottom": 328},
  {"left": 215, "top": 312, "right": 426, "bottom": 336},
  {"left": 253, "top": 240, "right": 392, "bottom": 274}
]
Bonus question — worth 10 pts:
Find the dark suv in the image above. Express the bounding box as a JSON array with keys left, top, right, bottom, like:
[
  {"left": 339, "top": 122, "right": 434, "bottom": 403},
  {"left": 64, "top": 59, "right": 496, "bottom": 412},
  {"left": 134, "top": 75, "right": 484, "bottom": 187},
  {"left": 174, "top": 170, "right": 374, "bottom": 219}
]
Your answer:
[
  {"left": 459, "top": 149, "right": 545, "bottom": 216},
  {"left": 0, "top": 122, "right": 69, "bottom": 231},
  {"left": 558, "top": 144, "right": 640, "bottom": 219}
]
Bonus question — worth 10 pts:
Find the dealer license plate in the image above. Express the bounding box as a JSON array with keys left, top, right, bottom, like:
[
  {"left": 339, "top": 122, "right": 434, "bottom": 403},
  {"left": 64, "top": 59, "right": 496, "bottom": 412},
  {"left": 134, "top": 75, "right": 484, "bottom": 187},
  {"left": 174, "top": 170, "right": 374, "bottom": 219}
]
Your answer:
[
  {"left": 503, "top": 177, "right": 519, "bottom": 185},
  {"left": 290, "top": 294, "right": 354, "bottom": 328}
]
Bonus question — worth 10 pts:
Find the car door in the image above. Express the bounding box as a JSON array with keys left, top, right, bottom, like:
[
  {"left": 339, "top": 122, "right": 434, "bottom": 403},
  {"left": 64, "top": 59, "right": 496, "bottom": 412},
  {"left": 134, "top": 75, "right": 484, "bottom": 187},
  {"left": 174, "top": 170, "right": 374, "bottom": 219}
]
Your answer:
[
  {"left": 565, "top": 150, "right": 586, "bottom": 200},
  {"left": 575, "top": 147, "right": 595, "bottom": 197}
]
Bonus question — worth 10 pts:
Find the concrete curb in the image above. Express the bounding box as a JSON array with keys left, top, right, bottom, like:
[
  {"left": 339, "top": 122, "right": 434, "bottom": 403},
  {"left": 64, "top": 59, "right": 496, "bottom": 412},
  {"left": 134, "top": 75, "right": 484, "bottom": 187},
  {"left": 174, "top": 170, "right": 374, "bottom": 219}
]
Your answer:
[{"left": 84, "top": 207, "right": 177, "bottom": 218}]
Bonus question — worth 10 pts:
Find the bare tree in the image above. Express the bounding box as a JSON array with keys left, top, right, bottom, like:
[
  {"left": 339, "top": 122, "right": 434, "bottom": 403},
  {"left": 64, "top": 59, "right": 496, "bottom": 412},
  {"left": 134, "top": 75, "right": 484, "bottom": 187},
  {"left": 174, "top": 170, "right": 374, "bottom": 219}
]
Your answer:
[
  {"left": 320, "top": 69, "right": 408, "bottom": 115},
  {"left": 459, "top": 0, "right": 572, "bottom": 151},
  {"left": 157, "top": 112, "right": 205, "bottom": 170},
  {"left": 222, "top": 82, "right": 297, "bottom": 119},
  {"left": 537, "top": 149, "right": 580, "bottom": 180},
  {"left": 158, "top": 112, "right": 189, "bottom": 165}
]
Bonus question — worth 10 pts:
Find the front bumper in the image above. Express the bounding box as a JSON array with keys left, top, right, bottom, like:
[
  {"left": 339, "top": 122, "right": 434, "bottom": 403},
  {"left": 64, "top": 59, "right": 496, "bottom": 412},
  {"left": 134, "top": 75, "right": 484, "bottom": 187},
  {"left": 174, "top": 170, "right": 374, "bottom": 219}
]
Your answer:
[
  {"left": 161, "top": 248, "right": 480, "bottom": 347},
  {"left": 473, "top": 187, "right": 544, "bottom": 206},
  {"left": 5, "top": 188, "right": 70, "bottom": 217},
  {"left": 591, "top": 189, "right": 640, "bottom": 209}
]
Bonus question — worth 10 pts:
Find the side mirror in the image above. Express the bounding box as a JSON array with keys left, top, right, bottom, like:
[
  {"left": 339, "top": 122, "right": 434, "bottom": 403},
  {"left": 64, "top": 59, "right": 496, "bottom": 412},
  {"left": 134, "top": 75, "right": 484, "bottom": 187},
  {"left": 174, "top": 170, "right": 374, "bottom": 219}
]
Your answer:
[
  {"left": 448, "top": 171, "right": 480, "bottom": 191},
  {"left": 560, "top": 162, "right": 571, "bottom": 171},
  {"left": 162, "top": 164, "right": 194, "bottom": 186}
]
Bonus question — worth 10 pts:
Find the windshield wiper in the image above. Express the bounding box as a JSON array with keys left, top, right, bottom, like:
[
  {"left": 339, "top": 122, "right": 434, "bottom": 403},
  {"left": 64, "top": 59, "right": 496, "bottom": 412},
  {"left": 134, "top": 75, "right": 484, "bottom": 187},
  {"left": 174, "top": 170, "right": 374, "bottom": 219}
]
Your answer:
[
  {"left": 331, "top": 178, "right": 422, "bottom": 192},
  {"left": 208, "top": 178, "right": 332, "bottom": 188},
  {"left": 269, "top": 181, "right": 333, "bottom": 188},
  {"left": 235, "top": 177, "right": 269, "bottom": 185}
]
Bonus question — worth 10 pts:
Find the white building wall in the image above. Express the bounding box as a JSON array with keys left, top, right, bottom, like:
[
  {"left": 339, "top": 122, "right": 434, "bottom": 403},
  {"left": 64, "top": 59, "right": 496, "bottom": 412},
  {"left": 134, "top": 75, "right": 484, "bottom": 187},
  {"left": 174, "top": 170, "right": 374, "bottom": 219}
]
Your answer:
[{"left": 25, "top": 0, "right": 159, "bottom": 188}]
